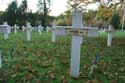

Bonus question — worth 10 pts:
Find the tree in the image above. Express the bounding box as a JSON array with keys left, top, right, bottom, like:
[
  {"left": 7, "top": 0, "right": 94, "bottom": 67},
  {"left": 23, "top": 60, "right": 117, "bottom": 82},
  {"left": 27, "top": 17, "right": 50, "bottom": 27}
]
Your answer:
[
  {"left": 96, "top": 0, "right": 124, "bottom": 29},
  {"left": 37, "top": 0, "right": 51, "bottom": 30},
  {"left": 3, "top": 0, "right": 18, "bottom": 25},
  {"left": 96, "top": 4, "right": 114, "bottom": 22},
  {"left": 0, "top": 11, "right": 4, "bottom": 24},
  {"left": 17, "top": 0, "right": 28, "bottom": 25},
  {"left": 111, "top": 13, "right": 120, "bottom": 29},
  {"left": 83, "top": 10, "right": 97, "bottom": 26},
  {"left": 56, "top": 10, "right": 72, "bottom": 26},
  {"left": 67, "top": 0, "right": 93, "bottom": 11}
]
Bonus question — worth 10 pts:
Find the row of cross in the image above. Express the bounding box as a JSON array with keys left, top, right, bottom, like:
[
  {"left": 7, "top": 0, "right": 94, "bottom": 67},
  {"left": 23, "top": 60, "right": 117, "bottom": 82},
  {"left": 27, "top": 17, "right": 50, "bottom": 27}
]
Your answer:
[{"left": 0, "top": 22, "right": 51, "bottom": 40}]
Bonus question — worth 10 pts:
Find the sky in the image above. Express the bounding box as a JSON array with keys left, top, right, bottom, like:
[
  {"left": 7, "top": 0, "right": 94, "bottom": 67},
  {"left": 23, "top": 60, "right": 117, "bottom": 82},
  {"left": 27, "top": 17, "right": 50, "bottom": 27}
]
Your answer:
[{"left": 0, "top": 0, "right": 98, "bottom": 16}]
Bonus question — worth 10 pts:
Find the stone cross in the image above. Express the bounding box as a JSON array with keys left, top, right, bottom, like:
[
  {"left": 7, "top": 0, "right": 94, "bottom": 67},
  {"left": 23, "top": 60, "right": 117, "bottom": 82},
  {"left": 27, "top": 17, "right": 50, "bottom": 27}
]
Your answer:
[
  {"left": 38, "top": 25, "right": 42, "bottom": 35},
  {"left": 3, "top": 22, "right": 9, "bottom": 40},
  {"left": 26, "top": 22, "right": 31, "bottom": 41},
  {"left": 52, "top": 21, "right": 56, "bottom": 43},
  {"left": 70, "top": 10, "right": 83, "bottom": 77},
  {"left": 107, "top": 24, "right": 113, "bottom": 46},
  {"left": 0, "top": 22, "right": 11, "bottom": 40},
  {"left": 51, "top": 9, "right": 98, "bottom": 78},
  {"left": 22, "top": 25, "right": 25, "bottom": 31},
  {"left": 46, "top": 26, "right": 50, "bottom": 32},
  {"left": 14, "top": 24, "right": 17, "bottom": 34}
]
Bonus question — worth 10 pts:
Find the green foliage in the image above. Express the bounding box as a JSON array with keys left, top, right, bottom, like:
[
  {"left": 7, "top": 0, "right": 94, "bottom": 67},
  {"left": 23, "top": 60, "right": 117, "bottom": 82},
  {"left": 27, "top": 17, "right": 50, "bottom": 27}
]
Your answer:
[
  {"left": 56, "top": 10, "right": 98, "bottom": 26},
  {"left": 16, "top": 0, "right": 28, "bottom": 25},
  {"left": 18, "top": 0, "right": 28, "bottom": 13},
  {"left": 2, "top": 0, "right": 28, "bottom": 26},
  {"left": 0, "top": 11, "right": 4, "bottom": 24},
  {"left": 37, "top": 0, "right": 51, "bottom": 30},
  {"left": 38, "top": 0, "right": 50, "bottom": 13},
  {"left": 56, "top": 10, "right": 72, "bottom": 26},
  {"left": 110, "top": 13, "right": 120, "bottom": 29},
  {"left": 96, "top": 4, "right": 113, "bottom": 22},
  {"left": 0, "top": 0, "right": 54, "bottom": 26},
  {"left": 83, "top": 10, "right": 97, "bottom": 26},
  {"left": 3, "top": 0, "right": 18, "bottom": 26},
  {"left": 0, "top": 0, "right": 124, "bottom": 27}
]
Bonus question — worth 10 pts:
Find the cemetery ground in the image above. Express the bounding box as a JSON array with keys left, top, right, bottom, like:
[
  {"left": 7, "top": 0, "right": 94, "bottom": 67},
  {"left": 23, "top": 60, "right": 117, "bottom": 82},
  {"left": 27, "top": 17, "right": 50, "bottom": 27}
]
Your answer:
[{"left": 0, "top": 31, "right": 125, "bottom": 83}]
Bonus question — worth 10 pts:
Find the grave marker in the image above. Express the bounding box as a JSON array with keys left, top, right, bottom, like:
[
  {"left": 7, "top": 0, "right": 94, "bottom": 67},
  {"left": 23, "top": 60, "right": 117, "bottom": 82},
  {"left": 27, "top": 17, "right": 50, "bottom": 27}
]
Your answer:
[
  {"left": 26, "top": 22, "right": 31, "bottom": 41},
  {"left": 52, "top": 21, "right": 56, "bottom": 43},
  {"left": 70, "top": 9, "right": 83, "bottom": 77},
  {"left": 14, "top": 24, "right": 17, "bottom": 34},
  {"left": 0, "top": 22, "right": 11, "bottom": 40},
  {"left": 51, "top": 9, "right": 98, "bottom": 77},
  {"left": 46, "top": 26, "right": 50, "bottom": 32},
  {"left": 3, "top": 22, "right": 10, "bottom": 40},
  {"left": 107, "top": 24, "right": 113, "bottom": 46},
  {"left": 38, "top": 25, "right": 42, "bottom": 35},
  {"left": 22, "top": 25, "right": 25, "bottom": 31}
]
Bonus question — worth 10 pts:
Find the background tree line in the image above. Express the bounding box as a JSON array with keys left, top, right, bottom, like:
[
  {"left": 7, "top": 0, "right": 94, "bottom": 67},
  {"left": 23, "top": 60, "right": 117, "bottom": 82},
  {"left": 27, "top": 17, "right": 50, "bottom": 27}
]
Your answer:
[
  {"left": 0, "top": 0, "right": 124, "bottom": 30},
  {"left": 56, "top": 0, "right": 124, "bottom": 30},
  {"left": 0, "top": 0, "right": 55, "bottom": 30}
]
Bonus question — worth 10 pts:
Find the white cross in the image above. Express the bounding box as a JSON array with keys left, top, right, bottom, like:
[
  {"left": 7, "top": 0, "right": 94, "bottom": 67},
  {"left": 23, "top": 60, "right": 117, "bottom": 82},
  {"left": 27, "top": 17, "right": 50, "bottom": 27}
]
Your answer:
[
  {"left": 51, "top": 9, "right": 98, "bottom": 77},
  {"left": 26, "top": 22, "right": 31, "bottom": 41},
  {"left": 105, "top": 24, "right": 113, "bottom": 46},
  {"left": 38, "top": 25, "right": 42, "bottom": 35},
  {"left": 0, "top": 22, "right": 11, "bottom": 40},
  {"left": 46, "top": 26, "right": 50, "bottom": 32},
  {"left": 52, "top": 21, "right": 56, "bottom": 43},
  {"left": 22, "top": 25, "right": 25, "bottom": 31},
  {"left": 14, "top": 24, "right": 17, "bottom": 34}
]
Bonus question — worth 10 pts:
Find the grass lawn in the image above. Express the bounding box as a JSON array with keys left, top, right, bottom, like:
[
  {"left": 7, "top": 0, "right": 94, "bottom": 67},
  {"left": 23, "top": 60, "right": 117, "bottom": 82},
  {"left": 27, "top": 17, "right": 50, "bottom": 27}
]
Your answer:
[
  {"left": 99, "top": 30, "right": 125, "bottom": 38},
  {"left": 0, "top": 31, "right": 125, "bottom": 83}
]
